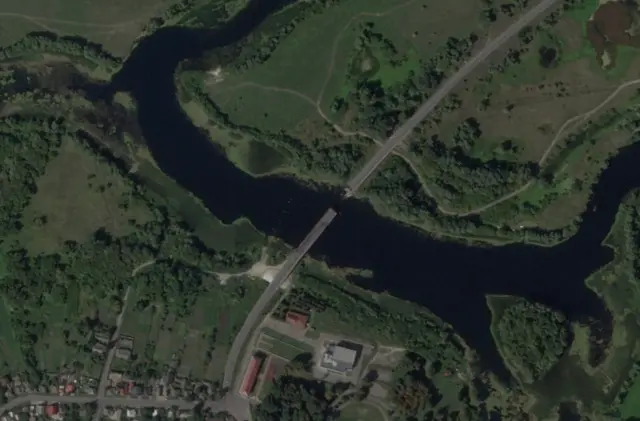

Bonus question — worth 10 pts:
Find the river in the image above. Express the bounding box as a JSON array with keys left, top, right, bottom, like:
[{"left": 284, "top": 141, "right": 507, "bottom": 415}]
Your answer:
[{"left": 102, "top": 0, "right": 633, "bottom": 381}]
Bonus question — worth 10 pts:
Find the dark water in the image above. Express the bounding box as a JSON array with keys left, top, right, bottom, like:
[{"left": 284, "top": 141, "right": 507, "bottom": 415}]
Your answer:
[{"left": 103, "top": 0, "right": 637, "bottom": 380}]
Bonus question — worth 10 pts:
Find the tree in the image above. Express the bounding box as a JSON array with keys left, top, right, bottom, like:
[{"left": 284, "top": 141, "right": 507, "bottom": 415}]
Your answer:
[
  {"left": 255, "top": 377, "right": 336, "bottom": 421},
  {"left": 496, "top": 299, "right": 569, "bottom": 382}
]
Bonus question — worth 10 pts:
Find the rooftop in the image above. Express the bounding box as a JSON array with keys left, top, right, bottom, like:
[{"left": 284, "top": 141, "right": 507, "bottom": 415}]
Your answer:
[{"left": 320, "top": 345, "right": 357, "bottom": 373}]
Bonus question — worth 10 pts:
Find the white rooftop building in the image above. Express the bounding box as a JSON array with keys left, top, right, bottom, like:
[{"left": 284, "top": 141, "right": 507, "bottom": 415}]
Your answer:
[{"left": 320, "top": 344, "right": 357, "bottom": 373}]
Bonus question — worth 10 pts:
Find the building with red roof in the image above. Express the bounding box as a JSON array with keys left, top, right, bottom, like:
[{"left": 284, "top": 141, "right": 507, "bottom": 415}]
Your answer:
[
  {"left": 240, "top": 355, "right": 264, "bottom": 397},
  {"left": 45, "top": 404, "right": 59, "bottom": 417},
  {"left": 285, "top": 311, "right": 309, "bottom": 330}
]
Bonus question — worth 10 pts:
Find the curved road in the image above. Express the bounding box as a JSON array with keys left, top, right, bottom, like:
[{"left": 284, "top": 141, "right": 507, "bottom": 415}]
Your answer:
[{"left": 222, "top": 0, "right": 561, "bottom": 400}]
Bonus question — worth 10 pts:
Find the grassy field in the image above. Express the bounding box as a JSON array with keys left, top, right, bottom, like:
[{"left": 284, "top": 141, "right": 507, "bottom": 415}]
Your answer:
[
  {"left": 18, "top": 137, "right": 152, "bottom": 255},
  {"left": 205, "top": 0, "right": 485, "bottom": 137},
  {"left": 338, "top": 402, "right": 386, "bottom": 421},
  {"left": 0, "top": 0, "right": 186, "bottom": 56},
  {"left": 0, "top": 297, "right": 25, "bottom": 374},
  {"left": 621, "top": 376, "right": 640, "bottom": 419}
]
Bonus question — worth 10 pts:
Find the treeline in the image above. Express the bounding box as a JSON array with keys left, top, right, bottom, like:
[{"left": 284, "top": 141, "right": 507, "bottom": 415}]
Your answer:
[
  {"left": 180, "top": 73, "right": 369, "bottom": 181},
  {"left": 0, "top": 32, "right": 121, "bottom": 70},
  {"left": 231, "top": 0, "right": 350, "bottom": 71},
  {"left": 495, "top": 298, "right": 569, "bottom": 383},
  {"left": 404, "top": 130, "right": 537, "bottom": 212},
  {"left": 255, "top": 376, "right": 338, "bottom": 421},
  {"left": 364, "top": 156, "right": 437, "bottom": 223}
]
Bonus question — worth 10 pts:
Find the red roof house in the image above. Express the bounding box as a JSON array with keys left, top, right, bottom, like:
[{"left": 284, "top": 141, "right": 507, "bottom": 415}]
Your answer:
[
  {"left": 285, "top": 311, "right": 309, "bottom": 330},
  {"left": 240, "top": 355, "right": 264, "bottom": 396},
  {"left": 45, "top": 404, "right": 59, "bottom": 417}
]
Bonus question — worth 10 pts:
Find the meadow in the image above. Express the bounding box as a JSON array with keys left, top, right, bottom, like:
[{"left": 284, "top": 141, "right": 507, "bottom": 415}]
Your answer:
[{"left": 0, "top": 0, "right": 185, "bottom": 56}]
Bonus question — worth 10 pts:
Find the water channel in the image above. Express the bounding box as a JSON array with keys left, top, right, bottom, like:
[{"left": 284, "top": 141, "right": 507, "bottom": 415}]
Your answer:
[{"left": 101, "top": 0, "right": 637, "bottom": 379}]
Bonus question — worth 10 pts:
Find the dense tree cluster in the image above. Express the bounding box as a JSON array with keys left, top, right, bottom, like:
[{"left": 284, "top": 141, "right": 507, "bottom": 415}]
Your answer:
[
  {"left": 496, "top": 299, "right": 569, "bottom": 382},
  {"left": 254, "top": 376, "right": 336, "bottom": 421},
  {"left": 0, "top": 33, "right": 121, "bottom": 70},
  {"left": 365, "top": 156, "right": 437, "bottom": 222}
]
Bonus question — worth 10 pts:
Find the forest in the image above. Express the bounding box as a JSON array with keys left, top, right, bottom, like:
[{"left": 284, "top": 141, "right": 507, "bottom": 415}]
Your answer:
[
  {"left": 254, "top": 376, "right": 337, "bottom": 421},
  {"left": 0, "top": 33, "right": 121, "bottom": 73},
  {"left": 493, "top": 298, "right": 569, "bottom": 383}
]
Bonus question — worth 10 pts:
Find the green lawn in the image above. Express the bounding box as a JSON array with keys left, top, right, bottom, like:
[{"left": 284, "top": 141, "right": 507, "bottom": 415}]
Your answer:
[
  {"left": 0, "top": 297, "right": 25, "bottom": 374},
  {"left": 0, "top": 0, "right": 183, "bottom": 56},
  {"left": 338, "top": 403, "right": 386, "bottom": 421}
]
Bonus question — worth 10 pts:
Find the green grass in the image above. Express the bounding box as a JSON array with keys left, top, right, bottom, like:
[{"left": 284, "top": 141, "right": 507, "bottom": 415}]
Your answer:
[
  {"left": 564, "top": 0, "right": 599, "bottom": 23},
  {"left": 137, "top": 161, "right": 265, "bottom": 253},
  {"left": 338, "top": 403, "right": 386, "bottom": 421},
  {"left": 261, "top": 328, "right": 313, "bottom": 351},
  {"left": 18, "top": 138, "right": 152, "bottom": 255},
  {"left": 0, "top": 0, "right": 183, "bottom": 56},
  {"left": 260, "top": 336, "right": 309, "bottom": 360},
  {"left": 0, "top": 297, "right": 25, "bottom": 374},
  {"left": 372, "top": 48, "right": 420, "bottom": 88},
  {"left": 621, "top": 375, "right": 640, "bottom": 419}
]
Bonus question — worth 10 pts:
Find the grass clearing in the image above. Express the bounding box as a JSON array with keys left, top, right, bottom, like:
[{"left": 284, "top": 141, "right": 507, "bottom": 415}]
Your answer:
[
  {"left": 0, "top": 297, "right": 25, "bottom": 374},
  {"left": 338, "top": 403, "right": 386, "bottom": 421},
  {"left": 0, "top": 0, "right": 183, "bottom": 56},
  {"left": 621, "top": 377, "right": 640, "bottom": 419},
  {"left": 18, "top": 137, "right": 152, "bottom": 255}
]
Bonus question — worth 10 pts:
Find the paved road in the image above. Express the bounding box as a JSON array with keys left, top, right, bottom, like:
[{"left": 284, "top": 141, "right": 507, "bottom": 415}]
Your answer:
[
  {"left": 346, "top": 0, "right": 561, "bottom": 193},
  {"left": 0, "top": 394, "right": 197, "bottom": 414},
  {"left": 222, "top": 208, "right": 338, "bottom": 389},
  {"left": 93, "top": 287, "right": 131, "bottom": 421}
]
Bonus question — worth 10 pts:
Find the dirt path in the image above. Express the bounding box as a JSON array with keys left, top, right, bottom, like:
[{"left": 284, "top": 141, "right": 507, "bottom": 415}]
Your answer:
[
  {"left": 0, "top": 12, "right": 140, "bottom": 28},
  {"left": 456, "top": 77, "right": 640, "bottom": 216},
  {"left": 315, "top": 0, "right": 419, "bottom": 108},
  {"left": 131, "top": 259, "right": 156, "bottom": 276}
]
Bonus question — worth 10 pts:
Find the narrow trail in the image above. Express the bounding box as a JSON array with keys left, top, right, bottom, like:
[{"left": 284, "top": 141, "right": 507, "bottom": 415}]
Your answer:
[
  {"left": 131, "top": 259, "right": 156, "bottom": 276},
  {"left": 0, "top": 12, "right": 140, "bottom": 28},
  {"left": 315, "top": 0, "right": 419, "bottom": 109}
]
